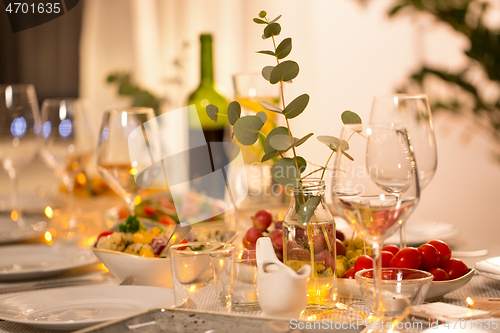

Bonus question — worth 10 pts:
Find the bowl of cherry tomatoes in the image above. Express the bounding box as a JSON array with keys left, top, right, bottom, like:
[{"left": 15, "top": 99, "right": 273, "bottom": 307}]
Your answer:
[{"left": 338, "top": 239, "right": 475, "bottom": 301}]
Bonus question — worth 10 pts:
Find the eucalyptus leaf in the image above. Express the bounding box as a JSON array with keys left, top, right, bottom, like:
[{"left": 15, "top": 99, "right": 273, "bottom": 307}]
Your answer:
[
  {"left": 275, "top": 38, "right": 292, "bottom": 59},
  {"left": 253, "top": 18, "right": 267, "bottom": 24},
  {"left": 257, "top": 50, "right": 276, "bottom": 56},
  {"left": 295, "top": 156, "right": 307, "bottom": 173},
  {"left": 283, "top": 94, "right": 309, "bottom": 119},
  {"left": 256, "top": 111, "right": 267, "bottom": 124},
  {"left": 233, "top": 115, "right": 264, "bottom": 146},
  {"left": 262, "top": 66, "right": 274, "bottom": 81},
  {"left": 271, "top": 157, "right": 301, "bottom": 187},
  {"left": 263, "top": 23, "right": 281, "bottom": 39},
  {"left": 270, "top": 60, "right": 299, "bottom": 84},
  {"left": 261, "top": 153, "right": 279, "bottom": 162},
  {"left": 206, "top": 104, "right": 218, "bottom": 122},
  {"left": 341, "top": 110, "right": 362, "bottom": 125},
  {"left": 270, "top": 15, "right": 282, "bottom": 23},
  {"left": 342, "top": 151, "right": 354, "bottom": 161},
  {"left": 269, "top": 132, "right": 313, "bottom": 152},
  {"left": 269, "top": 134, "right": 293, "bottom": 151},
  {"left": 297, "top": 196, "right": 321, "bottom": 224},
  {"left": 260, "top": 101, "right": 282, "bottom": 113},
  {"left": 317, "top": 135, "right": 349, "bottom": 151},
  {"left": 264, "top": 126, "right": 289, "bottom": 155},
  {"left": 227, "top": 101, "right": 241, "bottom": 125}
]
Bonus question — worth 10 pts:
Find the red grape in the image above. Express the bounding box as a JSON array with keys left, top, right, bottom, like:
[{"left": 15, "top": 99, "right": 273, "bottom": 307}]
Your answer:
[
  {"left": 336, "top": 230, "right": 345, "bottom": 242},
  {"left": 271, "top": 230, "right": 283, "bottom": 251},
  {"left": 253, "top": 209, "right": 273, "bottom": 231},
  {"left": 336, "top": 239, "right": 346, "bottom": 256},
  {"left": 245, "top": 227, "right": 262, "bottom": 244}
]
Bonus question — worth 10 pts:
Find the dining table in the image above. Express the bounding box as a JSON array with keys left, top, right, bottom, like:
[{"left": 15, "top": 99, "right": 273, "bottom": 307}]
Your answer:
[{"left": 1, "top": 160, "right": 500, "bottom": 333}]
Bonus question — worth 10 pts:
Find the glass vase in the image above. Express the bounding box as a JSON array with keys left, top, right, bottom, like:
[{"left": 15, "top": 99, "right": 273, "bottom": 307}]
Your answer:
[{"left": 282, "top": 179, "right": 338, "bottom": 310}]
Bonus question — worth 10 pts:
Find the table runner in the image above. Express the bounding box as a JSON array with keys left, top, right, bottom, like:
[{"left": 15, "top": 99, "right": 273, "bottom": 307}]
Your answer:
[{"left": 0, "top": 274, "right": 499, "bottom": 333}]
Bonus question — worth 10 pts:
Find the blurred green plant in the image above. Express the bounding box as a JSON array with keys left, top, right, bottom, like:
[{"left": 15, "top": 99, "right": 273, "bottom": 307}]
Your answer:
[
  {"left": 360, "top": 0, "right": 500, "bottom": 160},
  {"left": 106, "top": 73, "right": 163, "bottom": 116}
]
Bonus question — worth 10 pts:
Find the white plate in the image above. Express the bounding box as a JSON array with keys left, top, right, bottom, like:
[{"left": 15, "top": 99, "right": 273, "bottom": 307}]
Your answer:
[
  {"left": 476, "top": 257, "right": 500, "bottom": 281},
  {"left": 0, "top": 244, "right": 97, "bottom": 281},
  {"left": 0, "top": 285, "right": 175, "bottom": 331},
  {"left": 338, "top": 269, "right": 475, "bottom": 301},
  {"left": 336, "top": 217, "right": 459, "bottom": 246},
  {"left": 0, "top": 215, "right": 48, "bottom": 244},
  {"left": 385, "top": 220, "right": 459, "bottom": 246}
]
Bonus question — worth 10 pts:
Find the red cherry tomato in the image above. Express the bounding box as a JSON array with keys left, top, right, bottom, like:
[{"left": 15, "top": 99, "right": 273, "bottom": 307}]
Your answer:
[
  {"left": 442, "top": 258, "right": 468, "bottom": 280},
  {"left": 141, "top": 205, "right": 156, "bottom": 217},
  {"left": 418, "top": 243, "right": 441, "bottom": 270},
  {"left": 427, "top": 240, "right": 451, "bottom": 265},
  {"left": 382, "top": 244, "right": 400, "bottom": 256},
  {"left": 379, "top": 251, "right": 395, "bottom": 268},
  {"left": 343, "top": 267, "right": 356, "bottom": 279},
  {"left": 96, "top": 231, "right": 113, "bottom": 244},
  {"left": 391, "top": 247, "right": 422, "bottom": 269},
  {"left": 354, "top": 255, "right": 373, "bottom": 273},
  {"left": 177, "top": 238, "right": 188, "bottom": 250},
  {"left": 158, "top": 215, "right": 176, "bottom": 226},
  {"left": 429, "top": 268, "right": 450, "bottom": 281}
]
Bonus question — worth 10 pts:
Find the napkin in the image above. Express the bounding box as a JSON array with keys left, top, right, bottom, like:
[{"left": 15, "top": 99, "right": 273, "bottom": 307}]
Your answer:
[{"left": 475, "top": 257, "right": 500, "bottom": 276}]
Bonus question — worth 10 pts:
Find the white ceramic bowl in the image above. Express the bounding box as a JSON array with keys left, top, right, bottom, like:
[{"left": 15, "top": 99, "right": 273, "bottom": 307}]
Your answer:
[
  {"left": 338, "top": 268, "right": 475, "bottom": 301},
  {"left": 92, "top": 220, "right": 237, "bottom": 288},
  {"left": 93, "top": 247, "right": 173, "bottom": 288}
]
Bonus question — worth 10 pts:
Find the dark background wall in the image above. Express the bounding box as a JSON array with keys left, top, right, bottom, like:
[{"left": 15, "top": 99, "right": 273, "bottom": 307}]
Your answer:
[{"left": 0, "top": 1, "right": 83, "bottom": 104}]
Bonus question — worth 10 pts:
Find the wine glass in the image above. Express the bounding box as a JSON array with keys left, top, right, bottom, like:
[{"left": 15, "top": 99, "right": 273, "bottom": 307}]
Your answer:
[
  {"left": 0, "top": 84, "right": 41, "bottom": 228},
  {"left": 331, "top": 123, "right": 420, "bottom": 325},
  {"left": 96, "top": 107, "right": 161, "bottom": 216},
  {"left": 40, "top": 98, "right": 95, "bottom": 209},
  {"left": 232, "top": 73, "right": 281, "bottom": 206},
  {"left": 370, "top": 94, "right": 437, "bottom": 247}
]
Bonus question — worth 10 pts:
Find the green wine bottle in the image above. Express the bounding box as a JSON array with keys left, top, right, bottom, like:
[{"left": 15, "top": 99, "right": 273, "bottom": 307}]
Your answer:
[
  {"left": 186, "top": 34, "right": 229, "bottom": 199},
  {"left": 187, "top": 34, "right": 228, "bottom": 142}
]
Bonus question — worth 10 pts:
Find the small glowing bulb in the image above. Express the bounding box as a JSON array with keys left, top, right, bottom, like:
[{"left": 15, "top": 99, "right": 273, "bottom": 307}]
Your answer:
[
  {"left": 130, "top": 168, "right": 138, "bottom": 175},
  {"left": 45, "top": 206, "right": 54, "bottom": 218},
  {"left": 189, "top": 285, "right": 196, "bottom": 292},
  {"left": 44, "top": 231, "right": 52, "bottom": 242},
  {"left": 11, "top": 210, "right": 18, "bottom": 221},
  {"left": 76, "top": 173, "right": 86, "bottom": 185}
]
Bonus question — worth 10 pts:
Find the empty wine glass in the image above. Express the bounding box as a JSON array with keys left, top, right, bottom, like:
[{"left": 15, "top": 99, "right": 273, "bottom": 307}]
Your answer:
[
  {"left": 0, "top": 84, "right": 41, "bottom": 228},
  {"left": 97, "top": 107, "right": 161, "bottom": 216},
  {"left": 331, "top": 123, "right": 420, "bottom": 327},
  {"left": 40, "top": 98, "right": 95, "bottom": 209},
  {"left": 370, "top": 94, "right": 437, "bottom": 247}
]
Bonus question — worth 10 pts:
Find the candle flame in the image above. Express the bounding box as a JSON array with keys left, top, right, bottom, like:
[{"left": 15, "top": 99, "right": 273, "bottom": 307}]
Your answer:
[
  {"left": 466, "top": 297, "right": 474, "bottom": 306},
  {"left": 44, "top": 206, "right": 54, "bottom": 218}
]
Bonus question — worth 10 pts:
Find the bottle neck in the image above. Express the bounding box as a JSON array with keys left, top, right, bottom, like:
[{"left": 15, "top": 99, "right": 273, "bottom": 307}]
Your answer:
[
  {"left": 293, "top": 179, "right": 326, "bottom": 197},
  {"left": 200, "top": 35, "right": 214, "bottom": 86}
]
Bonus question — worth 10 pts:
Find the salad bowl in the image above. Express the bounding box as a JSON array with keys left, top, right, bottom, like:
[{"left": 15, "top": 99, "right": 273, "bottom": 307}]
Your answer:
[{"left": 92, "top": 218, "right": 237, "bottom": 289}]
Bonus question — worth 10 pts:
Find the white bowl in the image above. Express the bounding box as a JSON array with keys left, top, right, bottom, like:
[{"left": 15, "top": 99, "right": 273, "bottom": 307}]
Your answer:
[
  {"left": 92, "top": 220, "right": 237, "bottom": 288},
  {"left": 338, "top": 268, "right": 475, "bottom": 301},
  {"left": 93, "top": 247, "right": 173, "bottom": 288}
]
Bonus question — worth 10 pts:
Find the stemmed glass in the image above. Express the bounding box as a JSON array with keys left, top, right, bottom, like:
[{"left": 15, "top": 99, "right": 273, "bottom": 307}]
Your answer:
[
  {"left": 232, "top": 73, "right": 281, "bottom": 205},
  {"left": 331, "top": 124, "right": 420, "bottom": 325},
  {"left": 0, "top": 84, "right": 41, "bottom": 228},
  {"left": 96, "top": 107, "right": 160, "bottom": 217},
  {"left": 370, "top": 94, "right": 437, "bottom": 247},
  {"left": 40, "top": 98, "right": 95, "bottom": 209}
]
